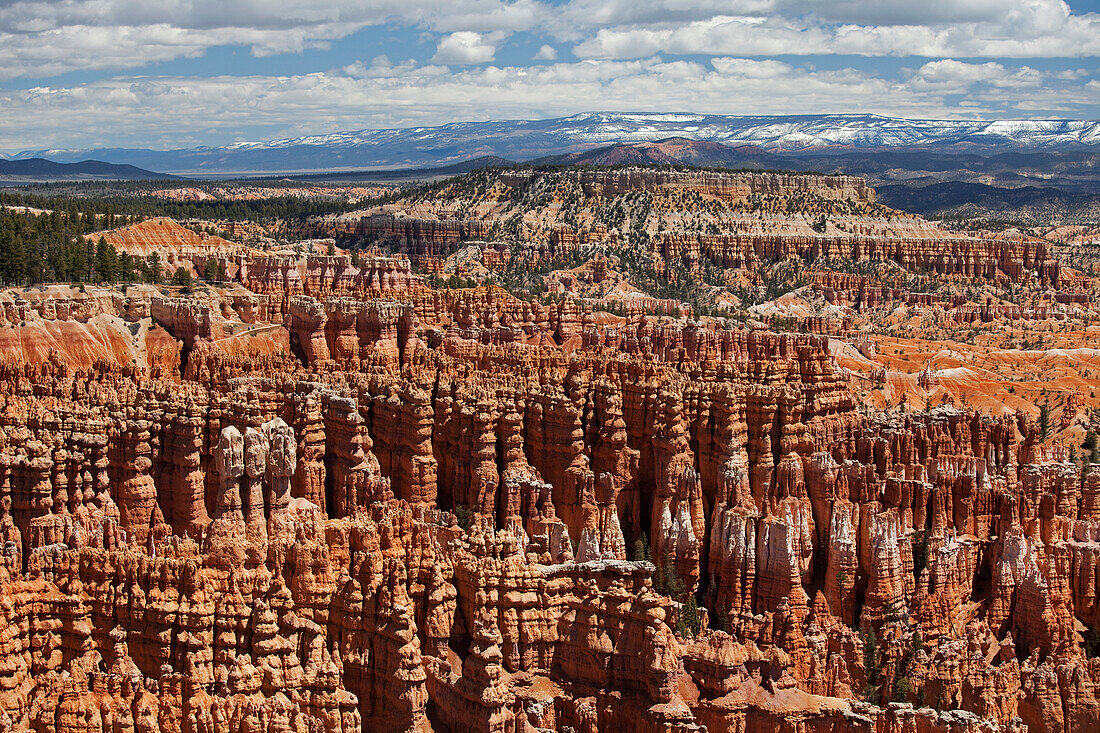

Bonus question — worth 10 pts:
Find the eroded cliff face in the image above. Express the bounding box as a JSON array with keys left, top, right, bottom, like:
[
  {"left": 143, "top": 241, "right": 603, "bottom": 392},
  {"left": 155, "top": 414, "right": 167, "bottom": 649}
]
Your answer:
[
  {"left": 0, "top": 281, "right": 1097, "bottom": 733},
  {"left": 324, "top": 167, "right": 1060, "bottom": 288},
  {"left": 495, "top": 168, "right": 877, "bottom": 203},
  {"left": 0, "top": 167, "right": 1093, "bottom": 733},
  {"left": 89, "top": 218, "right": 243, "bottom": 259}
]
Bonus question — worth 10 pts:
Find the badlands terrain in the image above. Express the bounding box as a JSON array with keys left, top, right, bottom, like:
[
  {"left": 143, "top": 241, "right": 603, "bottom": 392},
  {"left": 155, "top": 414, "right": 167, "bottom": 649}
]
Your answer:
[{"left": 1, "top": 166, "right": 1100, "bottom": 733}]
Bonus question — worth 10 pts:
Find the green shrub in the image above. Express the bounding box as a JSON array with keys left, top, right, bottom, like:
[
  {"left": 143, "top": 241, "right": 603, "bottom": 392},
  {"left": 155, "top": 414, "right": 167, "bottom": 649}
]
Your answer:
[{"left": 453, "top": 504, "right": 474, "bottom": 531}]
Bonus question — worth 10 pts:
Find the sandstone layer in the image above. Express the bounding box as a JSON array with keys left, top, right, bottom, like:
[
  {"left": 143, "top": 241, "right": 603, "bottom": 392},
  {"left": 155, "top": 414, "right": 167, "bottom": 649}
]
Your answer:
[{"left": 1, "top": 289, "right": 1098, "bottom": 733}]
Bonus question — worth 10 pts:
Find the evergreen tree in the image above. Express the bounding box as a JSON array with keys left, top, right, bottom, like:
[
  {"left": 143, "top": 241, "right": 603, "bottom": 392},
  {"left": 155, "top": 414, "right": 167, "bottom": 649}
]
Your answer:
[
  {"left": 1084, "top": 430, "right": 1099, "bottom": 463},
  {"left": 147, "top": 253, "right": 163, "bottom": 284},
  {"left": 0, "top": 226, "right": 13, "bottom": 283},
  {"left": 203, "top": 257, "right": 225, "bottom": 283},
  {"left": 1040, "top": 401, "right": 1053, "bottom": 440},
  {"left": 891, "top": 629, "right": 922, "bottom": 704},
  {"left": 676, "top": 595, "right": 701, "bottom": 638},
  {"left": 861, "top": 627, "right": 880, "bottom": 702},
  {"left": 172, "top": 267, "right": 194, "bottom": 289},
  {"left": 118, "top": 252, "right": 136, "bottom": 282},
  {"left": 94, "top": 236, "right": 118, "bottom": 282}
]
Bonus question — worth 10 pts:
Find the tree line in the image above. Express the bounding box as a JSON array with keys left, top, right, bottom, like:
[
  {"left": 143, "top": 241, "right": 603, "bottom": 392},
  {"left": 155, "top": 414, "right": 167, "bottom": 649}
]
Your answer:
[
  {"left": 0, "top": 207, "right": 168, "bottom": 285},
  {"left": 0, "top": 187, "right": 362, "bottom": 222}
]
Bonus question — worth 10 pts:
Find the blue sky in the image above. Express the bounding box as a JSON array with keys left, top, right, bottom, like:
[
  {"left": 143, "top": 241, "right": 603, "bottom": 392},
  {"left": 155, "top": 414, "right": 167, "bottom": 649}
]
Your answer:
[{"left": 0, "top": 0, "right": 1098, "bottom": 152}]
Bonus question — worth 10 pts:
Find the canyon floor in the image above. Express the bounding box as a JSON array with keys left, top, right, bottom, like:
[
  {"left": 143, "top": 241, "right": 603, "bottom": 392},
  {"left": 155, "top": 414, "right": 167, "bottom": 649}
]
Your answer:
[{"left": 1, "top": 167, "right": 1099, "bottom": 733}]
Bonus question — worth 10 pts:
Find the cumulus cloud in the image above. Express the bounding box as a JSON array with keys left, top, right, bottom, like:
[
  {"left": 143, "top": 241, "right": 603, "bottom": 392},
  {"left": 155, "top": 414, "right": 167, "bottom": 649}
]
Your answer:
[
  {"left": 1, "top": 56, "right": 1095, "bottom": 152},
  {"left": 570, "top": 4, "right": 1100, "bottom": 59},
  {"left": 343, "top": 55, "right": 449, "bottom": 79},
  {"left": 792, "top": 0, "right": 1025, "bottom": 26},
  {"left": 909, "top": 59, "right": 1043, "bottom": 92},
  {"left": 432, "top": 32, "right": 501, "bottom": 64},
  {"left": 0, "top": 0, "right": 1097, "bottom": 149},
  {"left": 0, "top": 0, "right": 1098, "bottom": 80},
  {"left": 0, "top": 0, "right": 532, "bottom": 78}
]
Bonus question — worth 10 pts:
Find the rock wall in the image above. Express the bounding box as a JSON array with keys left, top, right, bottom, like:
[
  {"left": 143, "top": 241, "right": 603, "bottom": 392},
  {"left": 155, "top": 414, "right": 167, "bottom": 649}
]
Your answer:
[
  {"left": 350, "top": 214, "right": 490, "bottom": 258},
  {"left": 496, "top": 168, "right": 876, "bottom": 203},
  {"left": 658, "top": 232, "right": 1058, "bottom": 284},
  {"left": 237, "top": 254, "right": 422, "bottom": 299}
]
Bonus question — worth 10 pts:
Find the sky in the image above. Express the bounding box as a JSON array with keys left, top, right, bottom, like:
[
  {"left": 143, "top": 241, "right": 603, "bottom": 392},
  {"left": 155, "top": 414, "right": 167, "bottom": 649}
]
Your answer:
[{"left": 1, "top": 0, "right": 1099, "bottom": 153}]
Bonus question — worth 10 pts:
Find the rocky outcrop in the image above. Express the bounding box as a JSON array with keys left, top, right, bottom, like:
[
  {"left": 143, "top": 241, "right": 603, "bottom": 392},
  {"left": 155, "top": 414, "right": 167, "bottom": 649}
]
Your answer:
[
  {"left": 152, "top": 297, "right": 225, "bottom": 349},
  {"left": 657, "top": 232, "right": 1058, "bottom": 284},
  {"left": 239, "top": 254, "right": 422, "bottom": 298},
  {"left": 319, "top": 167, "right": 1060, "bottom": 290},
  {"left": 2, "top": 308, "right": 1095, "bottom": 732},
  {"left": 494, "top": 168, "right": 876, "bottom": 203},
  {"left": 88, "top": 217, "right": 242, "bottom": 258},
  {"left": 285, "top": 296, "right": 415, "bottom": 368},
  {"left": 350, "top": 214, "right": 490, "bottom": 259}
]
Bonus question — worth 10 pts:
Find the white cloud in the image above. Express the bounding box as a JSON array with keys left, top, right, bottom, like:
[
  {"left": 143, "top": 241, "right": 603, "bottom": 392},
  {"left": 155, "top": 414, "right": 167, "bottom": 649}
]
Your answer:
[
  {"left": 569, "top": 1, "right": 1100, "bottom": 59},
  {"left": 793, "top": 0, "right": 1025, "bottom": 26},
  {"left": 432, "top": 32, "right": 500, "bottom": 64},
  {"left": 1, "top": 56, "right": 1095, "bottom": 152},
  {"left": 0, "top": 0, "right": 1096, "bottom": 150},
  {"left": 343, "top": 55, "right": 450, "bottom": 79},
  {"left": 0, "top": 0, "right": 1097, "bottom": 80},
  {"left": 909, "top": 59, "right": 1043, "bottom": 92},
  {"left": 0, "top": 1, "right": 533, "bottom": 78}
]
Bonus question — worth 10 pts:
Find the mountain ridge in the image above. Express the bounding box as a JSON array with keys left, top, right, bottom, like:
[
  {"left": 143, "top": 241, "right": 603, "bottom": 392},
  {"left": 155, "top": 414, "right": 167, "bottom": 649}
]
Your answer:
[
  {"left": 11, "top": 113, "right": 1100, "bottom": 176},
  {"left": 0, "top": 157, "right": 173, "bottom": 182}
]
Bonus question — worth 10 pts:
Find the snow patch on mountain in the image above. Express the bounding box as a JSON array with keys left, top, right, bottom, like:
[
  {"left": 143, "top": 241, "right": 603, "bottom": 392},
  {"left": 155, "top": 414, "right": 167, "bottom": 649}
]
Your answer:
[
  {"left": 213, "top": 114, "right": 1100, "bottom": 154},
  {"left": 11, "top": 113, "right": 1100, "bottom": 175}
]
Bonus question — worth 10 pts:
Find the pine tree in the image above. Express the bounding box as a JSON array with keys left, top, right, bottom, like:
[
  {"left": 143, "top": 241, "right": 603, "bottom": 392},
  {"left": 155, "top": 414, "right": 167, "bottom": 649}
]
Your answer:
[
  {"left": 203, "top": 257, "right": 225, "bottom": 283},
  {"left": 172, "top": 267, "right": 194, "bottom": 290},
  {"left": 118, "top": 252, "right": 135, "bottom": 282},
  {"left": 676, "top": 595, "right": 701, "bottom": 638},
  {"left": 861, "top": 626, "right": 880, "bottom": 702},
  {"left": 659, "top": 554, "right": 684, "bottom": 599},
  {"left": 1040, "top": 401, "right": 1053, "bottom": 440},
  {"left": 0, "top": 221, "right": 23, "bottom": 284},
  {"left": 1084, "top": 430, "right": 1099, "bottom": 463},
  {"left": 95, "top": 236, "right": 118, "bottom": 282},
  {"left": 147, "top": 253, "right": 163, "bottom": 284}
]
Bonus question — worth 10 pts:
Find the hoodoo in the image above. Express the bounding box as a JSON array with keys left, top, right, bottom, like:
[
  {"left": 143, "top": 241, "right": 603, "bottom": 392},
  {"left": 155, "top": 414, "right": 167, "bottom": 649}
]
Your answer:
[{"left": 2, "top": 165, "right": 1099, "bottom": 733}]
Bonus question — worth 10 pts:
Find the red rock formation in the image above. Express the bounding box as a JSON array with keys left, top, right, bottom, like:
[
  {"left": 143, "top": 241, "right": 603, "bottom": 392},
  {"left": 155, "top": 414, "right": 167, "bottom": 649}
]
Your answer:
[
  {"left": 89, "top": 217, "right": 241, "bottom": 259},
  {"left": 2, "top": 172, "right": 1098, "bottom": 731},
  {"left": 493, "top": 168, "right": 876, "bottom": 203},
  {"left": 656, "top": 231, "right": 1057, "bottom": 284},
  {"left": 238, "top": 254, "right": 422, "bottom": 298},
  {"left": 3, "top": 317, "right": 1084, "bottom": 731}
]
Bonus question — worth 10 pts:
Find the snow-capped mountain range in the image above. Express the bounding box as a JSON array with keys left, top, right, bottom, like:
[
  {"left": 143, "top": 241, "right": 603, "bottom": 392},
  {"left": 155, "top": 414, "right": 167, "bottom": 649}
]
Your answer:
[{"left": 12, "top": 113, "right": 1100, "bottom": 176}]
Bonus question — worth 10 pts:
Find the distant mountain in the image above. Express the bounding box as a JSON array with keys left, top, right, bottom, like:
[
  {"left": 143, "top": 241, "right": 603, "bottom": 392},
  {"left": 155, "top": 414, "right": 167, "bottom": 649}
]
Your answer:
[
  {"left": 529, "top": 138, "right": 1100, "bottom": 193},
  {"left": 533, "top": 138, "right": 792, "bottom": 168},
  {"left": 0, "top": 157, "right": 171, "bottom": 182},
  {"left": 877, "top": 181, "right": 1100, "bottom": 224},
  {"left": 13, "top": 113, "right": 1100, "bottom": 176},
  {"left": 286, "top": 155, "right": 515, "bottom": 183}
]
